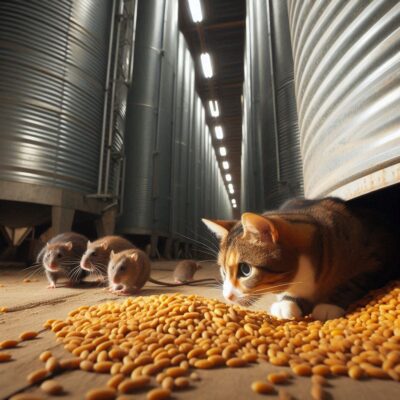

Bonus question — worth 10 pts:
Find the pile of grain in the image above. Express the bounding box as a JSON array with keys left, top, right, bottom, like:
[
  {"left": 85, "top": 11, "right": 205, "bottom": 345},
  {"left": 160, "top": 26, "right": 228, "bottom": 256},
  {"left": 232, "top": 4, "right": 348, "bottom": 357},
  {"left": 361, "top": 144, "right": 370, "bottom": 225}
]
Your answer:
[{"left": 41, "top": 282, "right": 400, "bottom": 397}]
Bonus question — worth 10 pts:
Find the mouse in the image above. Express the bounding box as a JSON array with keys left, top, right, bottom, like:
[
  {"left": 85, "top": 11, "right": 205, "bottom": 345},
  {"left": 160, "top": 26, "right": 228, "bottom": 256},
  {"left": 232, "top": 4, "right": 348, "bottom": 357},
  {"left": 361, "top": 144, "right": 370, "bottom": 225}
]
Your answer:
[
  {"left": 37, "top": 232, "right": 89, "bottom": 289},
  {"left": 107, "top": 250, "right": 219, "bottom": 295},
  {"left": 80, "top": 235, "right": 135, "bottom": 280},
  {"left": 108, "top": 248, "right": 150, "bottom": 295},
  {"left": 173, "top": 260, "right": 201, "bottom": 283}
]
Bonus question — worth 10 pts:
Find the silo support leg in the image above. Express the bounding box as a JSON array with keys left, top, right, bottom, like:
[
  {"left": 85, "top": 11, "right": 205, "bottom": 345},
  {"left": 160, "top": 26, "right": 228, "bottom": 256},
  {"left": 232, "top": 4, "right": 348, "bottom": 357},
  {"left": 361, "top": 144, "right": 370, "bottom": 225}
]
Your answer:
[
  {"left": 164, "top": 237, "right": 172, "bottom": 260},
  {"left": 40, "top": 206, "right": 75, "bottom": 243},
  {"left": 96, "top": 207, "right": 117, "bottom": 237},
  {"left": 150, "top": 234, "right": 160, "bottom": 259},
  {"left": 52, "top": 206, "right": 75, "bottom": 235}
]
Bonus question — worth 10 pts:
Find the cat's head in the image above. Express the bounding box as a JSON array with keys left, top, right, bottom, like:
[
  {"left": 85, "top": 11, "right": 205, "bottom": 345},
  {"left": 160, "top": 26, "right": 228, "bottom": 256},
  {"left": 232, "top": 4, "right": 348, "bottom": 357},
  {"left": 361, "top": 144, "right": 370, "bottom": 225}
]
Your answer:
[{"left": 203, "top": 213, "right": 301, "bottom": 306}]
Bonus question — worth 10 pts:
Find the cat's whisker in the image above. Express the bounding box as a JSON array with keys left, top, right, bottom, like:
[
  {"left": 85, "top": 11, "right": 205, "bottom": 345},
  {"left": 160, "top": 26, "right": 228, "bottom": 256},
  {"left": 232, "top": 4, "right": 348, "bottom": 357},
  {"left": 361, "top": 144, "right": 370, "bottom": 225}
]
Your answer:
[
  {"left": 174, "top": 232, "right": 218, "bottom": 256},
  {"left": 191, "top": 247, "right": 218, "bottom": 259},
  {"left": 185, "top": 227, "right": 220, "bottom": 253},
  {"left": 250, "top": 281, "right": 305, "bottom": 295}
]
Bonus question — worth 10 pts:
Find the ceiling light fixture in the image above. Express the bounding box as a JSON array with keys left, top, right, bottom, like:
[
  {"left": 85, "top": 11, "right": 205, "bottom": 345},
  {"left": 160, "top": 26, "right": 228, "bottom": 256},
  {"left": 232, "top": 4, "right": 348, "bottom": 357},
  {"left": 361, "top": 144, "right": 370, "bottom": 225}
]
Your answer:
[
  {"left": 215, "top": 126, "right": 224, "bottom": 140},
  {"left": 222, "top": 161, "right": 229, "bottom": 170},
  {"left": 225, "top": 174, "right": 232, "bottom": 182},
  {"left": 200, "top": 53, "right": 213, "bottom": 78},
  {"left": 188, "top": 0, "right": 203, "bottom": 23},
  {"left": 228, "top": 183, "right": 234, "bottom": 194},
  {"left": 208, "top": 100, "right": 220, "bottom": 117},
  {"left": 219, "top": 147, "right": 227, "bottom": 156}
]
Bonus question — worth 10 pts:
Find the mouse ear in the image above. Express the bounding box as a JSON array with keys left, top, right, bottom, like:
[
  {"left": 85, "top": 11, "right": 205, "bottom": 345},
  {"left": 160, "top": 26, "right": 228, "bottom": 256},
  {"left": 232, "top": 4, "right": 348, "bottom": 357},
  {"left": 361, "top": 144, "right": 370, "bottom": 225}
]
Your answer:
[
  {"left": 130, "top": 252, "right": 138, "bottom": 261},
  {"left": 64, "top": 241, "right": 73, "bottom": 251}
]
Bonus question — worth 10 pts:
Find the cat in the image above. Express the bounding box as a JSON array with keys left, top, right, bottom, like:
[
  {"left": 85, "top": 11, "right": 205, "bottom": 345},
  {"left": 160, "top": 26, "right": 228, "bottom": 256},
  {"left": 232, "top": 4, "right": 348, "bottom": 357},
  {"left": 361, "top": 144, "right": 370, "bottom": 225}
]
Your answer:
[{"left": 202, "top": 197, "right": 399, "bottom": 321}]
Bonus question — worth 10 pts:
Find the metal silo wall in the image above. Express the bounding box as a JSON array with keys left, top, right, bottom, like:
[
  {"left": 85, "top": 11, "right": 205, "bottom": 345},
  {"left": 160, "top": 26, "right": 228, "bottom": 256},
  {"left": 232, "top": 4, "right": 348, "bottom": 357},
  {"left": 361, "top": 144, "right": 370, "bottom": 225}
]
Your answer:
[
  {"left": 270, "top": 0, "right": 303, "bottom": 200},
  {"left": 287, "top": 0, "right": 400, "bottom": 199},
  {"left": 242, "top": 0, "right": 303, "bottom": 212},
  {"left": 154, "top": 0, "right": 178, "bottom": 234},
  {"left": 119, "top": 2, "right": 232, "bottom": 242},
  {"left": 0, "top": 0, "right": 113, "bottom": 193},
  {"left": 119, "top": 0, "right": 169, "bottom": 234}
]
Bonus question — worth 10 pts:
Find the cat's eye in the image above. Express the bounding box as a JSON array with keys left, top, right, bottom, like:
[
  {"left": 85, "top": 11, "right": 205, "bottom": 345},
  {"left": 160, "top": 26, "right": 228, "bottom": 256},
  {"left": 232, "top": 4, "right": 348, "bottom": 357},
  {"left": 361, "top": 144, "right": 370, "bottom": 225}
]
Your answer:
[
  {"left": 57, "top": 253, "right": 62, "bottom": 258},
  {"left": 238, "top": 262, "right": 252, "bottom": 278},
  {"left": 91, "top": 252, "right": 96, "bottom": 257}
]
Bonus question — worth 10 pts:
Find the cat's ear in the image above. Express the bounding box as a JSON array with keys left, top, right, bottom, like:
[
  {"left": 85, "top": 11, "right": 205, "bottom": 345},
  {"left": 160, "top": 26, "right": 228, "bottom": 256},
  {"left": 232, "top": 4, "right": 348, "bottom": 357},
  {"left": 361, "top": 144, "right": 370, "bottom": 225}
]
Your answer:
[
  {"left": 64, "top": 241, "right": 73, "bottom": 251},
  {"left": 110, "top": 250, "right": 115, "bottom": 258},
  {"left": 241, "top": 213, "right": 279, "bottom": 243},
  {"left": 202, "top": 219, "right": 236, "bottom": 239}
]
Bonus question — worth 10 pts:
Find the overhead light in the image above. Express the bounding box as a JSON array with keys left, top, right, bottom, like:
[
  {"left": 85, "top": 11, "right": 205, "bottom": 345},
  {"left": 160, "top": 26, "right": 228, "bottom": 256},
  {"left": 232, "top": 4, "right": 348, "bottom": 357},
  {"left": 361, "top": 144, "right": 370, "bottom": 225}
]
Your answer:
[
  {"left": 215, "top": 126, "right": 224, "bottom": 140},
  {"left": 222, "top": 161, "right": 229, "bottom": 170},
  {"left": 225, "top": 174, "right": 232, "bottom": 182},
  {"left": 232, "top": 204, "right": 237, "bottom": 208},
  {"left": 231, "top": 198, "right": 237, "bottom": 205},
  {"left": 200, "top": 53, "right": 213, "bottom": 78},
  {"left": 219, "top": 147, "right": 227, "bottom": 156},
  {"left": 208, "top": 100, "right": 220, "bottom": 117},
  {"left": 228, "top": 183, "right": 234, "bottom": 194},
  {"left": 188, "top": 0, "right": 203, "bottom": 23}
]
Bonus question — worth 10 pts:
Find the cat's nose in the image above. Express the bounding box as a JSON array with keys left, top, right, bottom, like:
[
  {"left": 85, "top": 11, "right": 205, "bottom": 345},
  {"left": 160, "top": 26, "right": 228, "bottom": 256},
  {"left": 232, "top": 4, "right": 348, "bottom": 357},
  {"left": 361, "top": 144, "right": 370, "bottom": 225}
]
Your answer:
[{"left": 226, "top": 293, "right": 235, "bottom": 301}]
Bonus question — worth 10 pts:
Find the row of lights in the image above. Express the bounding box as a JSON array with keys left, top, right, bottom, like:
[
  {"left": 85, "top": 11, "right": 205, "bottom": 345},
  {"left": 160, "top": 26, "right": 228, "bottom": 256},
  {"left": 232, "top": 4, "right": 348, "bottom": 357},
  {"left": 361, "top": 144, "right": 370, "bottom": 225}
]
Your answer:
[{"left": 188, "top": 0, "right": 237, "bottom": 208}]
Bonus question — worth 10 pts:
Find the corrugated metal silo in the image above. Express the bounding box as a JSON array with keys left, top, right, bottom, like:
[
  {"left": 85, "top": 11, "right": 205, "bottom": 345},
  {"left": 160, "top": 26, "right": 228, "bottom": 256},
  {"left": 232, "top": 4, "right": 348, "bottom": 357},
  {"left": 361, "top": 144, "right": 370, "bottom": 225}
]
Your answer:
[
  {"left": 242, "top": 0, "right": 303, "bottom": 212},
  {"left": 119, "top": 0, "right": 169, "bottom": 235},
  {"left": 0, "top": 0, "right": 113, "bottom": 193},
  {"left": 287, "top": 0, "right": 400, "bottom": 199}
]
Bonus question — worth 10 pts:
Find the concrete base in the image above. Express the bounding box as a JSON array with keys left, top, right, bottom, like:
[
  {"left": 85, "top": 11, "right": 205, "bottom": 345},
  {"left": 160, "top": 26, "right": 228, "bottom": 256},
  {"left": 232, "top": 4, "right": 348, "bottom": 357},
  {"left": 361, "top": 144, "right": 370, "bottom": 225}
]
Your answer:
[{"left": 0, "top": 179, "right": 115, "bottom": 253}]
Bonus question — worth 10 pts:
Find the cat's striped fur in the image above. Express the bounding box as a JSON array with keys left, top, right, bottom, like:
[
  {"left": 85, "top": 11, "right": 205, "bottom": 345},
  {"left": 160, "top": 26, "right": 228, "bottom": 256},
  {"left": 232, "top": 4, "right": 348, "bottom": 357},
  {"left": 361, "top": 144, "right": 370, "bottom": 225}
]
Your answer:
[{"left": 203, "top": 197, "right": 399, "bottom": 320}]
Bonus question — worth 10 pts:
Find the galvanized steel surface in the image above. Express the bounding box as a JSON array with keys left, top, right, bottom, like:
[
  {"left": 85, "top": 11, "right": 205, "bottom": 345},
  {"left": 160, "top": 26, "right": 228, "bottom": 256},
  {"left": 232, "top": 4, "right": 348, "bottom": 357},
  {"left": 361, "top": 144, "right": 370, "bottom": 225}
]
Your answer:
[
  {"left": 287, "top": 0, "right": 400, "bottom": 198},
  {"left": 119, "top": 0, "right": 167, "bottom": 233},
  {"left": 119, "top": 2, "right": 232, "bottom": 239},
  {"left": 0, "top": 0, "right": 112, "bottom": 193},
  {"left": 242, "top": 0, "right": 302, "bottom": 212}
]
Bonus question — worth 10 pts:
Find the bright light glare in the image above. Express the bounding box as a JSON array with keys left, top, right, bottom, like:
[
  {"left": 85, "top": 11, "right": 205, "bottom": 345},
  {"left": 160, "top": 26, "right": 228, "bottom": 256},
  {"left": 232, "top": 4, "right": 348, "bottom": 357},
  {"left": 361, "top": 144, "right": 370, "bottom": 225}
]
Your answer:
[
  {"left": 188, "top": 0, "right": 203, "bottom": 23},
  {"left": 200, "top": 53, "right": 213, "bottom": 78},
  {"left": 228, "top": 183, "right": 234, "bottom": 194},
  {"left": 208, "top": 100, "right": 220, "bottom": 117},
  {"left": 222, "top": 161, "right": 229, "bottom": 170},
  {"left": 215, "top": 126, "right": 224, "bottom": 140},
  {"left": 219, "top": 147, "right": 227, "bottom": 156},
  {"left": 225, "top": 174, "right": 232, "bottom": 182},
  {"left": 231, "top": 198, "right": 237, "bottom": 205}
]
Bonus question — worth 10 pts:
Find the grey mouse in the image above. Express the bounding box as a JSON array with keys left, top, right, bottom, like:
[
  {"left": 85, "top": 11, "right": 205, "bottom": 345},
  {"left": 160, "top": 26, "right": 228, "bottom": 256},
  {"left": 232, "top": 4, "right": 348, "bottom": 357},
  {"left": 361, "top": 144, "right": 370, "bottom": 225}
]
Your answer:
[{"left": 37, "top": 232, "right": 89, "bottom": 288}]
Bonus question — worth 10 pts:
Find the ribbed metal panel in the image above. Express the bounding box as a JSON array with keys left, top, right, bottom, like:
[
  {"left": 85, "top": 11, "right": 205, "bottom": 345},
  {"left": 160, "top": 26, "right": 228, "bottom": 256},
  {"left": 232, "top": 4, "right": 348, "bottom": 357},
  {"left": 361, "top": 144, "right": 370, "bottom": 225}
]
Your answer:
[
  {"left": 243, "top": 0, "right": 302, "bottom": 211},
  {"left": 119, "top": 1, "right": 232, "bottom": 240},
  {"left": 119, "top": 0, "right": 167, "bottom": 234},
  {"left": 154, "top": 0, "right": 178, "bottom": 233},
  {"left": 270, "top": 0, "right": 303, "bottom": 199},
  {"left": 0, "top": 0, "right": 112, "bottom": 192},
  {"left": 287, "top": 0, "right": 400, "bottom": 198}
]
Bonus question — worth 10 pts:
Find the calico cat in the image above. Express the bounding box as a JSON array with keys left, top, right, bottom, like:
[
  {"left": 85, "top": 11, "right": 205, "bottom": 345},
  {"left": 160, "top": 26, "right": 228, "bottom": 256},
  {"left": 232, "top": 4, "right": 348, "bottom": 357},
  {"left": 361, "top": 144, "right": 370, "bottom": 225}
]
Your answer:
[{"left": 202, "top": 197, "right": 399, "bottom": 321}]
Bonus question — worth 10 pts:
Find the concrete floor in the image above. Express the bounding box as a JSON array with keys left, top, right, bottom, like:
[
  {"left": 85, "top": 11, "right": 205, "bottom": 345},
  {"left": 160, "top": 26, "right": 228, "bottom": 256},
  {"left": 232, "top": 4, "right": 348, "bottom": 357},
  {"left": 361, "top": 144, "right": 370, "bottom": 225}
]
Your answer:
[{"left": 0, "top": 261, "right": 399, "bottom": 399}]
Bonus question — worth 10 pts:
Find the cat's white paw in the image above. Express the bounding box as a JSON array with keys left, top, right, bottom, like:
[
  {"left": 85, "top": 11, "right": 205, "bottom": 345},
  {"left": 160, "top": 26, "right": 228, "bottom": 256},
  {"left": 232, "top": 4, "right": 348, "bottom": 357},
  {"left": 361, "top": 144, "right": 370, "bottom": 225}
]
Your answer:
[
  {"left": 312, "top": 303, "right": 345, "bottom": 321},
  {"left": 270, "top": 300, "right": 302, "bottom": 319}
]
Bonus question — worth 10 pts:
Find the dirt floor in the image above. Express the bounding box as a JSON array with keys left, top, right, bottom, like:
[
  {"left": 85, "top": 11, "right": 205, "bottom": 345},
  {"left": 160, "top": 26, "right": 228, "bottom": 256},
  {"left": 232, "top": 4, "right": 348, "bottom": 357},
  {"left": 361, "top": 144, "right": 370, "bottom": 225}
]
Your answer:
[{"left": 0, "top": 261, "right": 399, "bottom": 400}]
